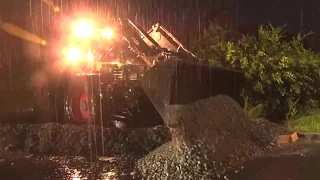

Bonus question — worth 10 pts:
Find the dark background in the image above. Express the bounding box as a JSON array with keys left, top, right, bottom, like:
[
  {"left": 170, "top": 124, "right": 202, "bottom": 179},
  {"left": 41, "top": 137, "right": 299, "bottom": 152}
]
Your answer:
[
  {"left": 0, "top": 0, "right": 319, "bottom": 89},
  {"left": 1, "top": 0, "right": 319, "bottom": 51}
]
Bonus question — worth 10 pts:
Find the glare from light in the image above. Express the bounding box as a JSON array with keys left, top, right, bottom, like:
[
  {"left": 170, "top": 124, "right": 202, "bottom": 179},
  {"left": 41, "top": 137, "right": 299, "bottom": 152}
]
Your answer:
[
  {"left": 74, "top": 21, "right": 95, "bottom": 39},
  {"left": 101, "top": 29, "right": 113, "bottom": 39},
  {"left": 41, "top": 40, "right": 47, "bottom": 45},
  {"left": 87, "top": 51, "right": 94, "bottom": 61},
  {"left": 53, "top": 6, "right": 60, "bottom": 12},
  {"left": 65, "top": 47, "right": 82, "bottom": 63}
]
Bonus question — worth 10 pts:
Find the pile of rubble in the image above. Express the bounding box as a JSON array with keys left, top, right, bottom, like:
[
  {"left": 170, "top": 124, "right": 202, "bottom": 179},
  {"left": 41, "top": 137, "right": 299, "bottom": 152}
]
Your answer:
[{"left": 136, "top": 95, "right": 289, "bottom": 179}]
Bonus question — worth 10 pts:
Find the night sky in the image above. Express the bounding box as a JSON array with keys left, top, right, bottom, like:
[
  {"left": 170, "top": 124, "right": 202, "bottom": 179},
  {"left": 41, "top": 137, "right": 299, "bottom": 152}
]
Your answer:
[
  {"left": 235, "top": 0, "right": 320, "bottom": 51},
  {"left": 1, "top": 0, "right": 320, "bottom": 54}
]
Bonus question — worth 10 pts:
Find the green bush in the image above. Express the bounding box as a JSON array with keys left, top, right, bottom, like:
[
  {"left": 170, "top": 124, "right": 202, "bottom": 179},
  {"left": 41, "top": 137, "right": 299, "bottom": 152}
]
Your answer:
[
  {"left": 243, "top": 96, "right": 265, "bottom": 120},
  {"left": 193, "top": 24, "right": 320, "bottom": 120},
  {"left": 192, "top": 25, "right": 238, "bottom": 67}
]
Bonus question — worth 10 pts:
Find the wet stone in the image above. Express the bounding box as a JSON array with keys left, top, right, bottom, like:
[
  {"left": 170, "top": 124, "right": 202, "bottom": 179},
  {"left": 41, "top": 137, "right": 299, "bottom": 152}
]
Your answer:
[
  {"left": 136, "top": 95, "right": 290, "bottom": 179},
  {"left": 0, "top": 124, "right": 171, "bottom": 158}
]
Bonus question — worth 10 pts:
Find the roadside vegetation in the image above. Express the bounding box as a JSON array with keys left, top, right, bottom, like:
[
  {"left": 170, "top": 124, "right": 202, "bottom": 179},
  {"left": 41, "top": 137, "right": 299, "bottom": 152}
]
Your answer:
[
  {"left": 286, "top": 109, "right": 320, "bottom": 132},
  {"left": 193, "top": 23, "right": 320, "bottom": 132}
]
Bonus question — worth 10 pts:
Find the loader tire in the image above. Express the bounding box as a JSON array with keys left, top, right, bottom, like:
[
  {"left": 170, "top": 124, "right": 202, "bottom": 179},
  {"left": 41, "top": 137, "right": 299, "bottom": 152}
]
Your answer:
[
  {"left": 64, "top": 77, "right": 93, "bottom": 123},
  {"left": 34, "top": 82, "right": 64, "bottom": 123}
]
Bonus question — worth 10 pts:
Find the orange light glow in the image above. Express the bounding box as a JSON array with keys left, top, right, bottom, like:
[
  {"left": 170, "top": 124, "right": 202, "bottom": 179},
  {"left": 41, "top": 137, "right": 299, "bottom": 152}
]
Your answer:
[
  {"left": 53, "top": 6, "right": 60, "bottom": 12},
  {"left": 101, "top": 29, "right": 113, "bottom": 39},
  {"left": 73, "top": 21, "right": 95, "bottom": 39},
  {"left": 65, "top": 47, "right": 82, "bottom": 63},
  {"left": 87, "top": 51, "right": 94, "bottom": 61}
]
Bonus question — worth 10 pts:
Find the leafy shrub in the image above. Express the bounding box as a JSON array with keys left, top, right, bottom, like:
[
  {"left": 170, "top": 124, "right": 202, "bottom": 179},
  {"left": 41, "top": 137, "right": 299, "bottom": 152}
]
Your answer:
[
  {"left": 243, "top": 96, "right": 265, "bottom": 120},
  {"left": 193, "top": 24, "right": 320, "bottom": 120},
  {"left": 192, "top": 25, "right": 238, "bottom": 67}
]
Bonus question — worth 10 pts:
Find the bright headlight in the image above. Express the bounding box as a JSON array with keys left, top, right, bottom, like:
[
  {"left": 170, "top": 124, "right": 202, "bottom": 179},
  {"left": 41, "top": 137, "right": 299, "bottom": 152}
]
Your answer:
[
  {"left": 65, "top": 47, "right": 82, "bottom": 63},
  {"left": 87, "top": 51, "right": 94, "bottom": 61},
  {"left": 73, "top": 20, "right": 95, "bottom": 39},
  {"left": 101, "top": 29, "right": 113, "bottom": 39}
]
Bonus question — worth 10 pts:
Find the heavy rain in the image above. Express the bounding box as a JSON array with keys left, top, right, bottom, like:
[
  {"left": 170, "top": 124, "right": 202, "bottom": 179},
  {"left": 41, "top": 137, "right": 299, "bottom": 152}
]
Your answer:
[{"left": 1, "top": 0, "right": 320, "bottom": 180}]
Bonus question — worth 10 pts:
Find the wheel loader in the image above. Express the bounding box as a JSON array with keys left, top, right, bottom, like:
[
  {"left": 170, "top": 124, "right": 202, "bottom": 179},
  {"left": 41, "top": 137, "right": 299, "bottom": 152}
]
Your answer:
[{"left": 0, "top": 17, "right": 245, "bottom": 128}]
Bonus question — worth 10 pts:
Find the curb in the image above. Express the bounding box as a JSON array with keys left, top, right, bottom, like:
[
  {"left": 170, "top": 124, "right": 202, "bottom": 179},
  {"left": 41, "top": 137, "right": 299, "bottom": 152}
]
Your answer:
[
  {"left": 277, "top": 132, "right": 320, "bottom": 144},
  {"left": 297, "top": 132, "right": 320, "bottom": 140}
]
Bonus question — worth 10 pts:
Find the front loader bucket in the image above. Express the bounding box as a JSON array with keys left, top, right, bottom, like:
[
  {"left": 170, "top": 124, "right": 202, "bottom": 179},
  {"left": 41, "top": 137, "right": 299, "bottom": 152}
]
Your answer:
[{"left": 140, "top": 59, "right": 245, "bottom": 124}]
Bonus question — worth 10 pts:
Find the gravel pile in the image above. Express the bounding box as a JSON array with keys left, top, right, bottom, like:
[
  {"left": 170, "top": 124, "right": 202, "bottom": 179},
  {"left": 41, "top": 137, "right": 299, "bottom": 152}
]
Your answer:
[
  {"left": 0, "top": 95, "right": 290, "bottom": 179},
  {"left": 0, "top": 124, "right": 171, "bottom": 158},
  {"left": 252, "top": 118, "right": 290, "bottom": 147},
  {"left": 136, "top": 95, "right": 290, "bottom": 179}
]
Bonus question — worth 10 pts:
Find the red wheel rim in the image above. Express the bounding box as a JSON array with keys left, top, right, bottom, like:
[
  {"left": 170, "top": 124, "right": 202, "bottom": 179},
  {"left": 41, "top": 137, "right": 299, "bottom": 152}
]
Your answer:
[
  {"left": 79, "top": 93, "right": 90, "bottom": 120},
  {"left": 70, "top": 91, "right": 90, "bottom": 122}
]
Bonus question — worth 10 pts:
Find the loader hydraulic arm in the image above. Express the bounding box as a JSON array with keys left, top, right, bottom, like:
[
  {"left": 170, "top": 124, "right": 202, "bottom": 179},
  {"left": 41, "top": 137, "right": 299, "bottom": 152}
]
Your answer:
[
  {"left": 119, "top": 18, "right": 166, "bottom": 67},
  {"left": 94, "top": 18, "right": 201, "bottom": 71},
  {"left": 145, "top": 23, "right": 197, "bottom": 59}
]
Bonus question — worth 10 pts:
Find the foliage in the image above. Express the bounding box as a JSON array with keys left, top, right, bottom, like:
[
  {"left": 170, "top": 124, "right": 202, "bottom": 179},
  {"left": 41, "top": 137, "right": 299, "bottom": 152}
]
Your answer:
[
  {"left": 192, "top": 25, "right": 237, "bottom": 67},
  {"left": 193, "top": 24, "right": 320, "bottom": 120},
  {"left": 243, "top": 96, "right": 265, "bottom": 120},
  {"left": 287, "top": 109, "right": 320, "bottom": 132}
]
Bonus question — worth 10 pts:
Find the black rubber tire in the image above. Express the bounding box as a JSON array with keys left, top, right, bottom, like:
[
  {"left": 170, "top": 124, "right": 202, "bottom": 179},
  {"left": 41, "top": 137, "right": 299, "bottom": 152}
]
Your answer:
[{"left": 34, "top": 81, "right": 64, "bottom": 123}]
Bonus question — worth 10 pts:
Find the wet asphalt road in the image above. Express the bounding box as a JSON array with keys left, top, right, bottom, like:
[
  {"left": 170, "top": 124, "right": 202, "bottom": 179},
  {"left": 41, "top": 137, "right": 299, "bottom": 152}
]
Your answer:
[
  {"left": 1, "top": 142, "right": 320, "bottom": 180},
  {"left": 0, "top": 151, "right": 136, "bottom": 180},
  {"left": 231, "top": 142, "right": 320, "bottom": 180}
]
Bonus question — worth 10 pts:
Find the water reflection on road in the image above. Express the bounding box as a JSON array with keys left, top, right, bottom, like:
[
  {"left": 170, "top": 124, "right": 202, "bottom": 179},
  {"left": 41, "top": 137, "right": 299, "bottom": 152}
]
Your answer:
[
  {"left": 1, "top": 142, "right": 320, "bottom": 180},
  {"left": 231, "top": 142, "right": 320, "bottom": 180},
  {"left": 0, "top": 151, "right": 134, "bottom": 180}
]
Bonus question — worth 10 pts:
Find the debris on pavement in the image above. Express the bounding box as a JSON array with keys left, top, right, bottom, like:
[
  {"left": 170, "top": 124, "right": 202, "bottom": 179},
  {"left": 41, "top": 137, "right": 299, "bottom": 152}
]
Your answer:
[
  {"left": 291, "top": 132, "right": 299, "bottom": 143},
  {"left": 277, "top": 135, "right": 291, "bottom": 144},
  {"left": 277, "top": 132, "right": 299, "bottom": 144},
  {"left": 98, "top": 156, "right": 119, "bottom": 163}
]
